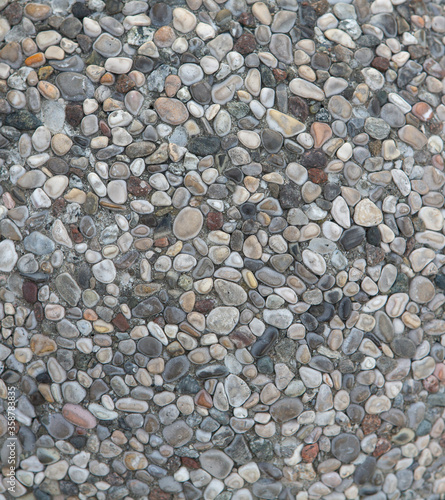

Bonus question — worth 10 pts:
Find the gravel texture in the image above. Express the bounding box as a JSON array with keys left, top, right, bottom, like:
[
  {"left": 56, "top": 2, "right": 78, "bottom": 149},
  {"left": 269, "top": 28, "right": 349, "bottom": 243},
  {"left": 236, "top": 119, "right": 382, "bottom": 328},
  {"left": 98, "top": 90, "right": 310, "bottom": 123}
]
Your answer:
[{"left": 0, "top": 0, "right": 445, "bottom": 499}]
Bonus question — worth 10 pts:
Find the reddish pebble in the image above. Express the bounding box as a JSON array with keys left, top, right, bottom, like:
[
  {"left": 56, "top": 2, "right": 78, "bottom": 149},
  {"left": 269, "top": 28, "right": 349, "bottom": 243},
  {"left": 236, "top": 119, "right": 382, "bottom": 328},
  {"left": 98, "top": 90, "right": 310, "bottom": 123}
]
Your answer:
[
  {"left": 373, "top": 438, "right": 391, "bottom": 457},
  {"left": 181, "top": 457, "right": 200, "bottom": 469},
  {"left": 128, "top": 176, "right": 151, "bottom": 196},
  {"left": 371, "top": 57, "right": 390, "bottom": 72},
  {"left": 308, "top": 168, "right": 328, "bottom": 184},
  {"left": 195, "top": 389, "right": 213, "bottom": 408},
  {"left": 112, "top": 313, "right": 130, "bottom": 332},
  {"left": 432, "top": 154, "right": 444, "bottom": 170},
  {"left": 115, "top": 74, "right": 136, "bottom": 93},
  {"left": 412, "top": 102, "right": 434, "bottom": 122},
  {"left": 301, "top": 443, "right": 319, "bottom": 463},
  {"left": 34, "top": 302, "right": 44, "bottom": 322},
  {"left": 149, "top": 489, "right": 171, "bottom": 500},
  {"left": 52, "top": 197, "right": 66, "bottom": 216},
  {"left": 238, "top": 13, "right": 255, "bottom": 27},
  {"left": 23, "top": 282, "right": 38, "bottom": 303},
  {"left": 362, "top": 414, "right": 381, "bottom": 435},
  {"left": 423, "top": 375, "right": 439, "bottom": 393},
  {"left": 165, "top": 74, "right": 181, "bottom": 97},
  {"left": 273, "top": 68, "right": 287, "bottom": 82},
  {"left": 154, "top": 237, "right": 169, "bottom": 247},
  {"left": 234, "top": 33, "right": 256, "bottom": 54},
  {"left": 194, "top": 299, "right": 214, "bottom": 314},
  {"left": 70, "top": 225, "right": 83, "bottom": 244},
  {"left": 100, "top": 120, "right": 112, "bottom": 137},
  {"left": 229, "top": 329, "right": 256, "bottom": 348},
  {"left": 62, "top": 404, "right": 97, "bottom": 429},
  {"left": 434, "top": 363, "right": 445, "bottom": 382},
  {"left": 207, "top": 212, "right": 224, "bottom": 230}
]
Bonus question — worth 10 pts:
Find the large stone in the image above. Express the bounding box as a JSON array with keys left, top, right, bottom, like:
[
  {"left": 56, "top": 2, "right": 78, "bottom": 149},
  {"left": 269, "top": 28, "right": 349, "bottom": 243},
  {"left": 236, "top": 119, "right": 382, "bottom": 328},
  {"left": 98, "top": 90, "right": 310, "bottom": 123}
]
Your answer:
[
  {"left": 173, "top": 207, "right": 203, "bottom": 240},
  {"left": 331, "top": 433, "right": 360, "bottom": 463},
  {"left": 225, "top": 374, "right": 251, "bottom": 407},
  {"left": 207, "top": 307, "right": 239, "bottom": 334},
  {"left": 0, "top": 240, "right": 18, "bottom": 272},
  {"left": 55, "top": 273, "right": 81, "bottom": 306},
  {"left": 200, "top": 450, "right": 234, "bottom": 479},
  {"left": 270, "top": 398, "right": 303, "bottom": 422},
  {"left": 154, "top": 98, "right": 189, "bottom": 125},
  {"left": 266, "top": 109, "right": 305, "bottom": 138},
  {"left": 354, "top": 199, "right": 383, "bottom": 227},
  {"left": 163, "top": 420, "right": 193, "bottom": 447}
]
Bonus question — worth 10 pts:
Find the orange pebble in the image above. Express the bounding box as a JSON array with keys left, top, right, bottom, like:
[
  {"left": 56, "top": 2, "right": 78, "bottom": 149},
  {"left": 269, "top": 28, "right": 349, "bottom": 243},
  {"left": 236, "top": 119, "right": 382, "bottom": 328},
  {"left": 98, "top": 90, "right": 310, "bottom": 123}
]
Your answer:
[
  {"left": 37, "top": 80, "right": 60, "bottom": 100},
  {"left": 154, "top": 237, "right": 169, "bottom": 247},
  {"left": 84, "top": 309, "right": 98, "bottom": 321},
  {"left": 195, "top": 389, "right": 213, "bottom": 408},
  {"left": 24, "top": 52, "right": 46, "bottom": 68},
  {"left": 100, "top": 72, "right": 115, "bottom": 85}
]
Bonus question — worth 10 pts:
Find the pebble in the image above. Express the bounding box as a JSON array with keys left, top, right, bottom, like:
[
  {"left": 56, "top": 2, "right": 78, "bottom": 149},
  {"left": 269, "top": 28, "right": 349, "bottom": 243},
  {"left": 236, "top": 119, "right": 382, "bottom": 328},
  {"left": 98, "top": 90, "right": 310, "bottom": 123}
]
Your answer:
[{"left": 0, "top": 1, "right": 442, "bottom": 498}]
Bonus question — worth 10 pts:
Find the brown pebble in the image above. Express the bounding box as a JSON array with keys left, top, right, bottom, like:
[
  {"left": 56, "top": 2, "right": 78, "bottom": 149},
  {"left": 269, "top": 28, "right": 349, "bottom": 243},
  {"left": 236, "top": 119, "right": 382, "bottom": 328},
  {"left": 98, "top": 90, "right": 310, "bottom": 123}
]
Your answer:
[
  {"left": 154, "top": 237, "right": 169, "bottom": 247},
  {"left": 289, "top": 96, "right": 309, "bottom": 121},
  {"left": 234, "top": 33, "right": 256, "bottom": 54},
  {"left": 371, "top": 57, "right": 390, "bottom": 72},
  {"left": 181, "top": 457, "right": 200, "bottom": 469},
  {"left": 195, "top": 389, "right": 213, "bottom": 408},
  {"left": 273, "top": 68, "right": 287, "bottom": 82},
  {"left": 362, "top": 414, "right": 381, "bottom": 435},
  {"left": 112, "top": 313, "right": 130, "bottom": 332},
  {"left": 165, "top": 74, "right": 181, "bottom": 97},
  {"left": 128, "top": 177, "right": 151, "bottom": 196},
  {"left": 207, "top": 212, "right": 224, "bottom": 230},
  {"left": 149, "top": 489, "right": 171, "bottom": 500},
  {"left": 115, "top": 74, "right": 136, "bottom": 93},
  {"left": 239, "top": 12, "right": 255, "bottom": 27},
  {"left": 52, "top": 198, "right": 66, "bottom": 216},
  {"left": 154, "top": 26, "right": 176, "bottom": 48},
  {"left": 308, "top": 168, "right": 328, "bottom": 184},
  {"left": 65, "top": 104, "right": 83, "bottom": 127},
  {"left": 373, "top": 438, "right": 391, "bottom": 457},
  {"left": 23, "top": 282, "right": 38, "bottom": 303},
  {"left": 194, "top": 299, "right": 214, "bottom": 314},
  {"left": 70, "top": 225, "right": 83, "bottom": 244}
]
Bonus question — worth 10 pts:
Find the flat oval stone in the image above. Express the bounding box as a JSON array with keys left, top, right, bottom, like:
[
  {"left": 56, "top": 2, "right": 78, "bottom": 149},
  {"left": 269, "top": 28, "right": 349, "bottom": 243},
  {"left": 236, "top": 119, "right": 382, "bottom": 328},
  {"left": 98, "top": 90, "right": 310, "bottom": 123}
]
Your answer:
[
  {"left": 62, "top": 404, "right": 97, "bottom": 429},
  {"left": 138, "top": 337, "right": 162, "bottom": 357},
  {"left": 331, "top": 433, "right": 360, "bottom": 463},
  {"left": 163, "top": 355, "right": 190, "bottom": 382},
  {"left": 55, "top": 73, "right": 95, "bottom": 101},
  {"left": 93, "top": 33, "right": 122, "bottom": 57},
  {"left": 163, "top": 420, "right": 193, "bottom": 447},
  {"left": 173, "top": 207, "right": 203, "bottom": 240},
  {"left": 55, "top": 273, "right": 81, "bottom": 306},
  {"left": 0, "top": 239, "right": 18, "bottom": 272},
  {"left": 154, "top": 98, "right": 189, "bottom": 125},
  {"left": 92, "top": 260, "right": 116, "bottom": 284},
  {"left": 270, "top": 398, "right": 303, "bottom": 422},
  {"left": 132, "top": 297, "right": 164, "bottom": 318},
  {"left": 200, "top": 450, "right": 234, "bottom": 479},
  {"left": 207, "top": 307, "right": 239, "bottom": 334},
  {"left": 23, "top": 231, "right": 55, "bottom": 255}
]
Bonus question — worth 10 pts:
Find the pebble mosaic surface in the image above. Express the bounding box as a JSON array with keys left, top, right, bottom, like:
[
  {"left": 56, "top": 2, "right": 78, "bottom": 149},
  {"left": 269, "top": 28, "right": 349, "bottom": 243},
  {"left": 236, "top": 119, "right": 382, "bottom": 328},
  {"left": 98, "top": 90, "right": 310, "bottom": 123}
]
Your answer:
[{"left": 1, "top": 0, "right": 445, "bottom": 499}]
